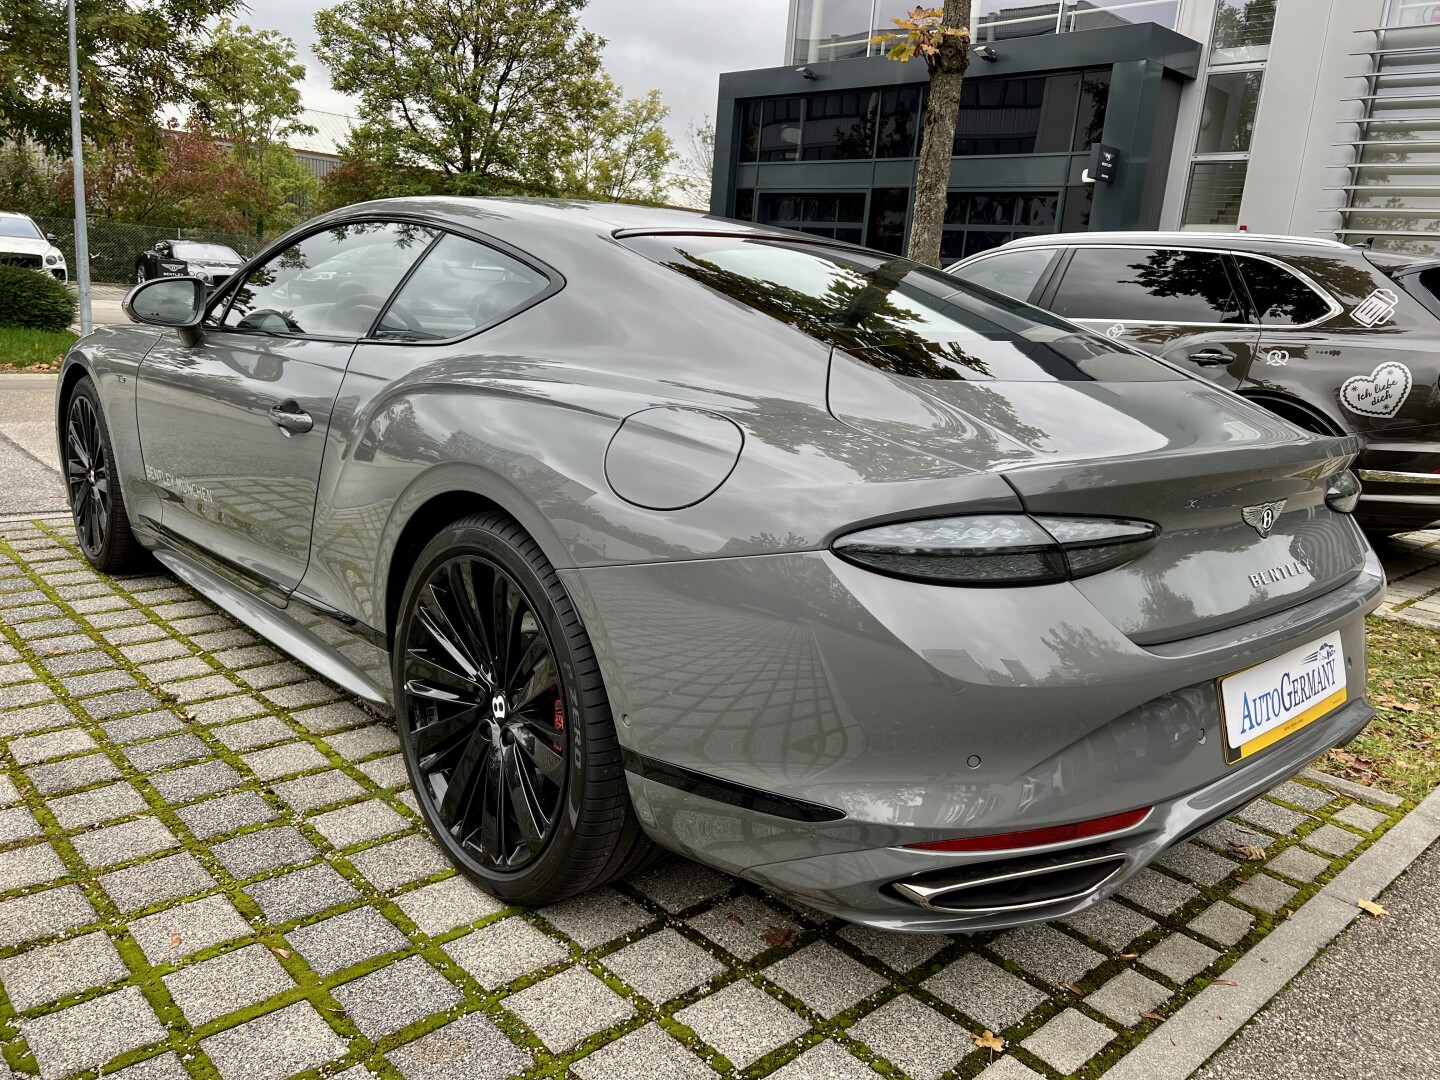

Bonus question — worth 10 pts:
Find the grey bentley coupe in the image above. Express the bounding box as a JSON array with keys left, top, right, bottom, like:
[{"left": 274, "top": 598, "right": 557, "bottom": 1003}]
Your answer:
[{"left": 57, "top": 198, "right": 1382, "bottom": 930}]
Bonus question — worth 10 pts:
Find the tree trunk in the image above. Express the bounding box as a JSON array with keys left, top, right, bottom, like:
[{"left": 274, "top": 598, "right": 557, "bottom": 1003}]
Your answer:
[{"left": 905, "top": 3, "right": 972, "bottom": 267}]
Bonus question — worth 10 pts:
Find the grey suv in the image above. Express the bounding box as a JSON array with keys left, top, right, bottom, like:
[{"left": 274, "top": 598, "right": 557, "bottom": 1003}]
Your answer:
[{"left": 949, "top": 232, "right": 1440, "bottom": 532}]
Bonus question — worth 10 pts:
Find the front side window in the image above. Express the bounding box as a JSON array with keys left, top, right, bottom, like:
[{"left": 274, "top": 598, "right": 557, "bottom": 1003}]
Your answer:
[
  {"left": 1052, "top": 248, "right": 1245, "bottom": 324},
  {"left": 222, "top": 221, "right": 437, "bottom": 337},
  {"left": 622, "top": 233, "right": 1182, "bottom": 383},
  {"left": 1234, "top": 257, "right": 1333, "bottom": 326},
  {"left": 951, "top": 248, "right": 1057, "bottom": 302},
  {"left": 373, "top": 234, "right": 548, "bottom": 341}
]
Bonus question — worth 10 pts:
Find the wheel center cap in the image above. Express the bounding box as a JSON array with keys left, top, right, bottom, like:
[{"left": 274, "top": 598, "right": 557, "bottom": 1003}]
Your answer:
[{"left": 490, "top": 694, "right": 508, "bottom": 722}]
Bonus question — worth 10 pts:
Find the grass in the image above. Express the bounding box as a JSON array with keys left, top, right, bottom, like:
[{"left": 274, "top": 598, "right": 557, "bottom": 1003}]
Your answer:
[
  {"left": 1312, "top": 614, "right": 1440, "bottom": 803},
  {"left": 0, "top": 327, "right": 78, "bottom": 372}
]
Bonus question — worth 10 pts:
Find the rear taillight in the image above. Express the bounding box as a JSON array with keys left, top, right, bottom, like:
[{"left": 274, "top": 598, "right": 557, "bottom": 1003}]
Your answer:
[
  {"left": 905, "top": 807, "right": 1152, "bottom": 852},
  {"left": 832, "top": 514, "right": 1159, "bottom": 586},
  {"left": 1325, "top": 471, "right": 1361, "bottom": 514}
]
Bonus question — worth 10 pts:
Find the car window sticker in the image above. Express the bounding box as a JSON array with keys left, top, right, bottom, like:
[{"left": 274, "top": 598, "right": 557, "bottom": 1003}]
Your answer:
[
  {"left": 1340, "top": 361, "right": 1412, "bottom": 418},
  {"left": 1105, "top": 323, "right": 1126, "bottom": 339},
  {"left": 1352, "top": 288, "right": 1399, "bottom": 328}
]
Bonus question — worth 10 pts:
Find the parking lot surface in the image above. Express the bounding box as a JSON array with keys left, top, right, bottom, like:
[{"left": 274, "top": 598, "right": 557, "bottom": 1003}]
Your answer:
[{"left": 0, "top": 515, "right": 1413, "bottom": 1080}]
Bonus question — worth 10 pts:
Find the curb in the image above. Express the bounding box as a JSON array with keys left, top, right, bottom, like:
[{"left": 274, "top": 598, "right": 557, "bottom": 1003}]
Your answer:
[{"left": 1104, "top": 780, "right": 1440, "bottom": 1080}]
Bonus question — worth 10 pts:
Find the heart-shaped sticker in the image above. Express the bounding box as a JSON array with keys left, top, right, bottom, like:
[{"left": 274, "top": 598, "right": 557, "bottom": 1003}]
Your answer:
[{"left": 1340, "top": 361, "right": 1412, "bottom": 418}]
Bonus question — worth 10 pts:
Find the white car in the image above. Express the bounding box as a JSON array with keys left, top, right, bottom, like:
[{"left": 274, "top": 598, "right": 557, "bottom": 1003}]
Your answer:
[{"left": 0, "top": 211, "right": 67, "bottom": 283}]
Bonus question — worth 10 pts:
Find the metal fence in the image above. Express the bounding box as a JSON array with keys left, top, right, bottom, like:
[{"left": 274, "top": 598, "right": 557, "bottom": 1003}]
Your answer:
[{"left": 32, "top": 217, "right": 261, "bottom": 285}]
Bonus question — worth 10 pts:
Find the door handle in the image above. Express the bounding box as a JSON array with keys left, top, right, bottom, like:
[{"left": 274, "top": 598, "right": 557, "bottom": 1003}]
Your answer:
[
  {"left": 268, "top": 402, "right": 313, "bottom": 436},
  {"left": 1187, "top": 350, "right": 1231, "bottom": 367}
]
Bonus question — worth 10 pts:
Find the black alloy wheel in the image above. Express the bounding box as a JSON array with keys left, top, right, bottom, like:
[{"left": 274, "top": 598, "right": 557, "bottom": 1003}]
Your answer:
[
  {"left": 65, "top": 378, "right": 140, "bottom": 571},
  {"left": 394, "top": 513, "right": 652, "bottom": 904}
]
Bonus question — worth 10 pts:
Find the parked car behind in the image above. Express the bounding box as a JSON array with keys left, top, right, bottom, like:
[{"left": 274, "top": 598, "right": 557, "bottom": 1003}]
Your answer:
[
  {"left": 59, "top": 200, "right": 1381, "bottom": 930},
  {"left": 0, "top": 211, "right": 66, "bottom": 282},
  {"left": 135, "top": 240, "right": 244, "bottom": 290},
  {"left": 948, "top": 232, "right": 1440, "bottom": 533}
]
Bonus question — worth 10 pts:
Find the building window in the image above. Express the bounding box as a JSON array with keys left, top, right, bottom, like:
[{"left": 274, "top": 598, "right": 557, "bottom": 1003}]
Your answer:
[
  {"left": 940, "top": 191, "right": 1060, "bottom": 262},
  {"left": 974, "top": 0, "right": 1180, "bottom": 44},
  {"left": 734, "top": 189, "right": 755, "bottom": 221},
  {"left": 1210, "top": 0, "right": 1276, "bottom": 65},
  {"left": 802, "top": 92, "right": 880, "bottom": 160},
  {"left": 759, "top": 192, "right": 867, "bottom": 243},
  {"left": 1062, "top": 0, "right": 1181, "bottom": 33},
  {"left": 953, "top": 77, "right": 1046, "bottom": 156},
  {"left": 759, "top": 98, "right": 805, "bottom": 162},
  {"left": 866, "top": 188, "right": 910, "bottom": 253},
  {"left": 793, "top": 0, "right": 874, "bottom": 64},
  {"left": 1194, "top": 70, "right": 1263, "bottom": 155},
  {"left": 1073, "top": 69, "right": 1111, "bottom": 151},
  {"left": 1183, "top": 161, "right": 1248, "bottom": 226},
  {"left": 876, "top": 87, "right": 924, "bottom": 157}
]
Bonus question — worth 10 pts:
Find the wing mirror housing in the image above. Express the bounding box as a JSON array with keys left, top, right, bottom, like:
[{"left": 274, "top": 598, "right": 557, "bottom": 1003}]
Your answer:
[
  {"left": 45, "top": 233, "right": 59, "bottom": 243},
  {"left": 123, "top": 276, "right": 207, "bottom": 345}
]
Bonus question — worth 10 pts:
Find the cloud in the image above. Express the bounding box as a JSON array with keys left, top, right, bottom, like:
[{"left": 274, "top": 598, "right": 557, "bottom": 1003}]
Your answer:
[{"left": 239, "top": 0, "right": 789, "bottom": 145}]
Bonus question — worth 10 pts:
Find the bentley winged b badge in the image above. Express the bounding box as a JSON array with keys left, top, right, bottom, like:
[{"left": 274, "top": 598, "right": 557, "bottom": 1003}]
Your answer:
[{"left": 1242, "top": 500, "right": 1286, "bottom": 539}]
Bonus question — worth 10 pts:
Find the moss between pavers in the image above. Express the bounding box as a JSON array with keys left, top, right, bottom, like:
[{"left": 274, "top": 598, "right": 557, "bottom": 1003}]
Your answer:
[{"left": 0, "top": 523, "right": 1417, "bottom": 1080}]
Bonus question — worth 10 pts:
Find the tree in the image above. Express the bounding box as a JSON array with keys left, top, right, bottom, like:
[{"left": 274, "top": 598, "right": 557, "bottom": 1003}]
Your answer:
[
  {"left": 874, "top": 5, "right": 972, "bottom": 266},
  {"left": 190, "top": 20, "right": 316, "bottom": 235},
  {"left": 564, "top": 80, "right": 674, "bottom": 202},
  {"left": 314, "top": 0, "right": 606, "bottom": 194},
  {"left": 676, "top": 115, "right": 715, "bottom": 206},
  {"left": 0, "top": 0, "right": 243, "bottom": 152}
]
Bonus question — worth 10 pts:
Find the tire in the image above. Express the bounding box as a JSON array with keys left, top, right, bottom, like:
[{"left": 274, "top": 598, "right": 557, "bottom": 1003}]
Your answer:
[
  {"left": 393, "top": 512, "right": 652, "bottom": 905},
  {"left": 64, "top": 377, "right": 142, "bottom": 573},
  {"left": 135, "top": 265, "right": 147, "bottom": 284}
]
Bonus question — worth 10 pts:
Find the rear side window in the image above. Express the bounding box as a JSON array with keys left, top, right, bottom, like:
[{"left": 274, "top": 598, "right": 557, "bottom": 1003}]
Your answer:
[
  {"left": 1051, "top": 247, "right": 1246, "bottom": 325},
  {"left": 951, "top": 249, "right": 1056, "bottom": 302},
  {"left": 622, "top": 233, "right": 1182, "bottom": 383},
  {"left": 1234, "top": 256, "right": 1333, "bottom": 326},
  {"left": 374, "top": 234, "right": 549, "bottom": 341}
]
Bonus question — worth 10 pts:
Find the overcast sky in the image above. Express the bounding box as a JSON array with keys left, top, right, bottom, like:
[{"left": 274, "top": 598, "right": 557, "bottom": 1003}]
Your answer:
[{"left": 242, "top": 0, "right": 791, "bottom": 159}]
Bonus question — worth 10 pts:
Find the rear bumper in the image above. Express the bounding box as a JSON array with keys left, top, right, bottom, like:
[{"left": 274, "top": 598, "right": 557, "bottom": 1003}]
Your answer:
[
  {"left": 1357, "top": 468, "right": 1440, "bottom": 531},
  {"left": 574, "top": 546, "right": 1385, "bottom": 930}
]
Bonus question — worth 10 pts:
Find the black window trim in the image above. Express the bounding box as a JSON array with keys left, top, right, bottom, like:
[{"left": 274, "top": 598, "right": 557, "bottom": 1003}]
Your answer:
[
  {"left": 1040, "top": 243, "right": 1341, "bottom": 330},
  {"left": 203, "top": 213, "right": 563, "bottom": 347}
]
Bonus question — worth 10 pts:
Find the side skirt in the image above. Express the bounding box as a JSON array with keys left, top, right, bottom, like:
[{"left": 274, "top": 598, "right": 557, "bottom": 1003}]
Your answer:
[{"left": 152, "top": 547, "right": 390, "bottom": 704}]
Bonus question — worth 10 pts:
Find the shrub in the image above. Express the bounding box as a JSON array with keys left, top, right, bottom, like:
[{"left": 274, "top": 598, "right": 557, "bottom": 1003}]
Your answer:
[{"left": 0, "top": 266, "right": 77, "bottom": 331}]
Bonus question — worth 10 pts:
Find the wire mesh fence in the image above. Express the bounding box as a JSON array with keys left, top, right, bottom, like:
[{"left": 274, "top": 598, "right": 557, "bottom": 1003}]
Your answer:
[{"left": 31, "top": 217, "right": 261, "bottom": 285}]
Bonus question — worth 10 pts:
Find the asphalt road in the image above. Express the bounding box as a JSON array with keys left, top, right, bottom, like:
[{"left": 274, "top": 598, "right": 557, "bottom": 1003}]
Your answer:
[
  {"left": 0, "top": 373, "right": 67, "bottom": 518},
  {"left": 1197, "top": 839, "right": 1440, "bottom": 1080}
]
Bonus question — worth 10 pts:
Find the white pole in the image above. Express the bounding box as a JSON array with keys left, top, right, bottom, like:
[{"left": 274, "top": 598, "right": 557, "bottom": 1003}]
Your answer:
[{"left": 67, "top": 0, "right": 92, "bottom": 336}]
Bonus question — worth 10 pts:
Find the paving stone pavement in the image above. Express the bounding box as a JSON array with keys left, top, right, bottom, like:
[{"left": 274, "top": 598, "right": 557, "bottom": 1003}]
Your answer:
[
  {"left": 1372, "top": 529, "right": 1440, "bottom": 627},
  {"left": 0, "top": 521, "right": 1414, "bottom": 1080}
]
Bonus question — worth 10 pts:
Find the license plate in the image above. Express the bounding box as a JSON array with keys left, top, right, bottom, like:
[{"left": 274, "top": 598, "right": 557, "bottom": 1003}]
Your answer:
[{"left": 1218, "top": 631, "right": 1346, "bottom": 764}]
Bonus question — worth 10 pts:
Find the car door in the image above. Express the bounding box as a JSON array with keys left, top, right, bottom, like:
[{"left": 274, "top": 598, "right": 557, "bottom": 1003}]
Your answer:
[
  {"left": 134, "top": 220, "right": 438, "bottom": 598},
  {"left": 1229, "top": 252, "right": 1346, "bottom": 397},
  {"left": 1042, "top": 245, "right": 1260, "bottom": 389}
]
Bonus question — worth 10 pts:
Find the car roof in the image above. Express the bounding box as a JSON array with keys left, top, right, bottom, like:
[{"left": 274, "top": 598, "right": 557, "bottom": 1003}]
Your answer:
[
  {"left": 0, "top": 211, "right": 37, "bottom": 221},
  {"left": 987, "top": 231, "right": 1354, "bottom": 257}
]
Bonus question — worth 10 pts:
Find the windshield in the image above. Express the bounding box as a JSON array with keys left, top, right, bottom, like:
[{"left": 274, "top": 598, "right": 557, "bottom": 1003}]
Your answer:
[
  {"left": 622, "top": 234, "right": 1182, "bottom": 383},
  {"left": 0, "top": 216, "right": 43, "bottom": 240},
  {"left": 172, "top": 242, "right": 241, "bottom": 262}
]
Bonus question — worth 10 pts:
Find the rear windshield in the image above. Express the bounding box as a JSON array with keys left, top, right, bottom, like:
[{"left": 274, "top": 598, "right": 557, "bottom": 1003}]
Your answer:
[{"left": 622, "top": 233, "right": 1181, "bottom": 383}]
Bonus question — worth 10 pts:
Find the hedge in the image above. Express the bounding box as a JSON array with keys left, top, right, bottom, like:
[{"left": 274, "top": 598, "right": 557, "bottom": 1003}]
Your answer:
[{"left": 0, "top": 266, "right": 77, "bottom": 331}]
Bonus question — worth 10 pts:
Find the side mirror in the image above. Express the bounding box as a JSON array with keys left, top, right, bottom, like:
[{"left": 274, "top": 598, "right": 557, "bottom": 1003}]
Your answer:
[
  {"left": 154, "top": 241, "right": 167, "bottom": 251},
  {"left": 45, "top": 233, "right": 58, "bottom": 243},
  {"left": 123, "top": 277, "right": 207, "bottom": 344}
]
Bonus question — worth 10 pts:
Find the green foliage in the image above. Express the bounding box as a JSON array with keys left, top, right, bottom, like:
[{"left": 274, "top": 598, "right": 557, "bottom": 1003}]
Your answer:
[
  {"left": 314, "top": 0, "right": 608, "bottom": 193},
  {"left": 563, "top": 80, "right": 674, "bottom": 202},
  {"left": 0, "top": 0, "right": 244, "bottom": 152},
  {"left": 0, "top": 266, "right": 77, "bottom": 331},
  {"left": 0, "top": 141, "right": 64, "bottom": 217}
]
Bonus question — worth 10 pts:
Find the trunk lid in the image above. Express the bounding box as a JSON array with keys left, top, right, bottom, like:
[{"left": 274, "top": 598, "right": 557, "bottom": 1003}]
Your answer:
[{"left": 829, "top": 351, "right": 1367, "bottom": 644}]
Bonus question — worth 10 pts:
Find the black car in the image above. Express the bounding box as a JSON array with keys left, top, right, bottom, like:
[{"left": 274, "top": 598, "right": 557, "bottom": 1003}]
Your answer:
[
  {"left": 949, "top": 232, "right": 1440, "bottom": 533},
  {"left": 135, "top": 240, "right": 244, "bottom": 290}
]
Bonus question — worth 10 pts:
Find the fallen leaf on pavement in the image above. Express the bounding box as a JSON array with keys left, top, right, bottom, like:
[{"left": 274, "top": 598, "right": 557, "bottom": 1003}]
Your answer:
[
  {"left": 761, "top": 926, "right": 799, "bottom": 948},
  {"left": 1119, "top": 952, "right": 1139, "bottom": 961},
  {"left": 1213, "top": 979, "right": 1238, "bottom": 986},
  {"left": 726, "top": 914, "right": 745, "bottom": 927},
  {"left": 972, "top": 1030, "right": 1004, "bottom": 1051},
  {"left": 272, "top": 947, "right": 292, "bottom": 958},
  {"left": 1357, "top": 899, "right": 1387, "bottom": 917},
  {"left": 1140, "top": 1012, "right": 1165, "bottom": 1021},
  {"left": 169, "top": 932, "right": 183, "bottom": 948},
  {"left": 1059, "top": 982, "right": 1084, "bottom": 995},
  {"left": 1226, "top": 841, "right": 1268, "bottom": 861}
]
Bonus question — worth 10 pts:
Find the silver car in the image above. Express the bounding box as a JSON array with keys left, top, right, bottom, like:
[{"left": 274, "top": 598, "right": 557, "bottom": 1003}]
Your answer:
[{"left": 58, "top": 198, "right": 1382, "bottom": 930}]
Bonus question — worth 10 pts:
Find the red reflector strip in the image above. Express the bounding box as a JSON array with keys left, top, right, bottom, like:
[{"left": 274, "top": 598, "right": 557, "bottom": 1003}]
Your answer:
[{"left": 905, "top": 807, "right": 1152, "bottom": 853}]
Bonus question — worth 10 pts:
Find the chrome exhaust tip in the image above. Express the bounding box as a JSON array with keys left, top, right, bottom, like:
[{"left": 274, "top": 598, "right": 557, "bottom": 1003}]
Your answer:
[{"left": 893, "top": 848, "right": 1129, "bottom": 915}]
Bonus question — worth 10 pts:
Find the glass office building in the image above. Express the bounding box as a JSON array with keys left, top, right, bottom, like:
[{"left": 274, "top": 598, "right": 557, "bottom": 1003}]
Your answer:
[{"left": 714, "top": 0, "right": 1439, "bottom": 257}]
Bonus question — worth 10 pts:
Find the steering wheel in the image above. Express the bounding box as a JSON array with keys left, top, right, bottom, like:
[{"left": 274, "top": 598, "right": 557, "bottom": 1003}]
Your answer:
[{"left": 379, "top": 300, "right": 424, "bottom": 333}]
